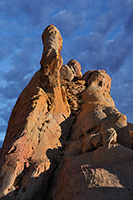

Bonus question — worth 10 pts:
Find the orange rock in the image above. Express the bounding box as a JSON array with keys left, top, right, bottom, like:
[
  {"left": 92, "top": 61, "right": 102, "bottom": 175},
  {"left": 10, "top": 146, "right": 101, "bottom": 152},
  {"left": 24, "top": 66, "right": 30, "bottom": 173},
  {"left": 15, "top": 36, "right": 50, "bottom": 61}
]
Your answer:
[
  {"left": 0, "top": 25, "right": 132, "bottom": 200},
  {"left": 40, "top": 24, "right": 63, "bottom": 71},
  {"left": 0, "top": 25, "right": 71, "bottom": 199},
  {"left": 67, "top": 59, "right": 82, "bottom": 78},
  {"left": 71, "top": 70, "right": 131, "bottom": 148}
]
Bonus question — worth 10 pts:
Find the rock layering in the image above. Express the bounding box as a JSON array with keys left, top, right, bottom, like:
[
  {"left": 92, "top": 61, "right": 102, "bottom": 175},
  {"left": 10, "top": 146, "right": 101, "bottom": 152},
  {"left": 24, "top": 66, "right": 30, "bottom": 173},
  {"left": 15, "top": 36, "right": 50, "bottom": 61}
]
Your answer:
[{"left": 0, "top": 25, "right": 133, "bottom": 200}]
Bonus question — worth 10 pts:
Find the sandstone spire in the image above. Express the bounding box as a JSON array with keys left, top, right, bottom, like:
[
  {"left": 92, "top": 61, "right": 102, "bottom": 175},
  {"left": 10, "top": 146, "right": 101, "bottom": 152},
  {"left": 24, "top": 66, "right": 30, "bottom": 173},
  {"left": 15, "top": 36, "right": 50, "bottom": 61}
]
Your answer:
[
  {"left": 40, "top": 24, "right": 63, "bottom": 75},
  {"left": 0, "top": 25, "right": 70, "bottom": 199}
]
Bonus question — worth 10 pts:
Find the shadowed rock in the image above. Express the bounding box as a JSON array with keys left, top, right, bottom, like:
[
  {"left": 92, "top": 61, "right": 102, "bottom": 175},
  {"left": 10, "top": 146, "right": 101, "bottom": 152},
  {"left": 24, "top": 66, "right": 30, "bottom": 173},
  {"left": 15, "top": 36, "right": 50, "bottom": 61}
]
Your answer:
[{"left": 60, "top": 65, "right": 74, "bottom": 81}]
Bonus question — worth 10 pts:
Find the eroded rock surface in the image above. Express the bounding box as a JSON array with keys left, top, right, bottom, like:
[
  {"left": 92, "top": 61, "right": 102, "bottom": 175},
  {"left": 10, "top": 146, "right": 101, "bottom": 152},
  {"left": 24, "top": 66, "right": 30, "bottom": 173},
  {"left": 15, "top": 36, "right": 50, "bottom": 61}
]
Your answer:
[
  {"left": 0, "top": 25, "right": 70, "bottom": 199},
  {"left": 60, "top": 59, "right": 82, "bottom": 81},
  {"left": 67, "top": 59, "right": 82, "bottom": 78},
  {"left": 0, "top": 25, "right": 132, "bottom": 200},
  {"left": 60, "top": 65, "right": 74, "bottom": 81}
]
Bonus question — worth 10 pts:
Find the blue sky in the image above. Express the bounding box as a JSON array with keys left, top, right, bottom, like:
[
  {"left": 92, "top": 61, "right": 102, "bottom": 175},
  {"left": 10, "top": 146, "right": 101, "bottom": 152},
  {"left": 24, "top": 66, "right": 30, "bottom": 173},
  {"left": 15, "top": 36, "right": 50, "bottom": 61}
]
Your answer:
[{"left": 0, "top": 0, "right": 133, "bottom": 145}]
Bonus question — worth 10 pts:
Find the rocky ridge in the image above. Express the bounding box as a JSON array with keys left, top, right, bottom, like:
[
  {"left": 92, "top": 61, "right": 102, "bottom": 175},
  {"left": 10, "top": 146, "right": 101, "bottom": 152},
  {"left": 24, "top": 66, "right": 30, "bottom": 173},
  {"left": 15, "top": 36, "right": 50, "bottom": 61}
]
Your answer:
[{"left": 0, "top": 25, "right": 133, "bottom": 200}]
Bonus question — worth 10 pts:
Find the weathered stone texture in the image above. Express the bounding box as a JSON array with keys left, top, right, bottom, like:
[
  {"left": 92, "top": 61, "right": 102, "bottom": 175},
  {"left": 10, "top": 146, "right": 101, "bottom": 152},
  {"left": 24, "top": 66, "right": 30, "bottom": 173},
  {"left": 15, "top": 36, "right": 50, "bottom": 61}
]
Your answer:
[{"left": 0, "top": 25, "right": 132, "bottom": 200}]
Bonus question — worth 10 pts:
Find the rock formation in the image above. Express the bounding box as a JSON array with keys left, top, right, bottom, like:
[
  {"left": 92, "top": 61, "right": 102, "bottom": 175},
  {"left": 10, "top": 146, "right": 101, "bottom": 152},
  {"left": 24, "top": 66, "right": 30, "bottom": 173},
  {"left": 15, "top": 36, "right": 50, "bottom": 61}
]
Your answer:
[{"left": 0, "top": 25, "right": 133, "bottom": 200}]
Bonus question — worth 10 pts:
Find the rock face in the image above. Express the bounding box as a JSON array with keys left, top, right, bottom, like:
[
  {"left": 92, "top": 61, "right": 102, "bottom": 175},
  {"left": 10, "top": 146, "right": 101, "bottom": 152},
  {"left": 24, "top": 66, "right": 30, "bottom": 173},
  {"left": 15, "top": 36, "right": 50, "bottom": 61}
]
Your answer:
[
  {"left": 0, "top": 25, "right": 133, "bottom": 200},
  {"left": 0, "top": 25, "right": 71, "bottom": 200}
]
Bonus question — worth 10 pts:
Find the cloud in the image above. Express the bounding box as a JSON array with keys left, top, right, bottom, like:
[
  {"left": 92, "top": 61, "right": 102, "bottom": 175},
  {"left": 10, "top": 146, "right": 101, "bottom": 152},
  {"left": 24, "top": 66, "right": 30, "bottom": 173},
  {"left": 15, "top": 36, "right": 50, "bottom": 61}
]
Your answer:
[
  {"left": 94, "top": 11, "right": 117, "bottom": 35},
  {"left": 125, "top": 11, "right": 133, "bottom": 35},
  {"left": 0, "top": 100, "right": 17, "bottom": 141},
  {"left": 0, "top": 39, "right": 12, "bottom": 60},
  {"left": 0, "top": 125, "right": 6, "bottom": 133},
  {"left": 0, "top": 84, "right": 20, "bottom": 99},
  {"left": 111, "top": 68, "right": 133, "bottom": 123},
  {"left": 63, "top": 10, "right": 133, "bottom": 72},
  {"left": 0, "top": 102, "right": 14, "bottom": 122},
  {"left": 52, "top": 9, "right": 86, "bottom": 37},
  {"left": 0, "top": 34, "right": 42, "bottom": 96}
]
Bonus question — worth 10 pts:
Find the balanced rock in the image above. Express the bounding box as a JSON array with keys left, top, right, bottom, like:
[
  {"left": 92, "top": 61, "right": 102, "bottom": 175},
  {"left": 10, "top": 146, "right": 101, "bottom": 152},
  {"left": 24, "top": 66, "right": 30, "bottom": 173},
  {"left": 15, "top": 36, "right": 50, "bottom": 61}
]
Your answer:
[
  {"left": 60, "top": 65, "right": 74, "bottom": 81},
  {"left": 67, "top": 59, "right": 82, "bottom": 78},
  {"left": 60, "top": 59, "right": 82, "bottom": 81},
  {"left": 0, "top": 25, "right": 132, "bottom": 200}
]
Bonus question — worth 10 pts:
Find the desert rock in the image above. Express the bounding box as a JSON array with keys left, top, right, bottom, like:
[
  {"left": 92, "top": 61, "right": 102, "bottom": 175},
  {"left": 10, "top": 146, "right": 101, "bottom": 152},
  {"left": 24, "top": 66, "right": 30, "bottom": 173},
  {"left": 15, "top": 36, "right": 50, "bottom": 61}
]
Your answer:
[
  {"left": 60, "top": 65, "right": 74, "bottom": 81},
  {"left": 67, "top": 59, "right": 82, "bottom": 78},
  {"left": 0, "top": 25, "right": 70, "bottom": 199},
  {"left": 0, "top": 25, "right": 132, "bottom": 200}
]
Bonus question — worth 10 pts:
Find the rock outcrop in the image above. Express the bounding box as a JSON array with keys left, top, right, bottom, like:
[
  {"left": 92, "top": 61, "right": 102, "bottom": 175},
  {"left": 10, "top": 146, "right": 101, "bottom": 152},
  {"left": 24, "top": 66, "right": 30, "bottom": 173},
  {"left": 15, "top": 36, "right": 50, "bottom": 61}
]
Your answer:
[
  {"left": 0, "top": 25, "right": 132, "bottom": 200},
  {"left": 0, "top": 25, "right": 71, "bottom": 200}
]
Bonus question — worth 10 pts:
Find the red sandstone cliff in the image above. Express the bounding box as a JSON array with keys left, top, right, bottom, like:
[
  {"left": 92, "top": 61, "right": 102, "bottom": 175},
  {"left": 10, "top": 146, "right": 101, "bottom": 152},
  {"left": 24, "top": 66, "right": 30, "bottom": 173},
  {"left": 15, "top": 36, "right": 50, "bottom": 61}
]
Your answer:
[{"left": 0, "top": 25, "right": 133, "bottom": 200}]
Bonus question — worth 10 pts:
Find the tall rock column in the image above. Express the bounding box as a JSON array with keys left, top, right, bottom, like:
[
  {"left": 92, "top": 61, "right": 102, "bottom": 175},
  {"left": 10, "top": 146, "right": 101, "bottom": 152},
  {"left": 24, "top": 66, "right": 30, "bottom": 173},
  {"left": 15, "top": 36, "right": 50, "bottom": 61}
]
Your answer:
[
  {"left": 40, "top": 24, "right": 70, "bottom": 123},
  {"left": 0, "top": 25, "right": 70, "bottom": 199}
]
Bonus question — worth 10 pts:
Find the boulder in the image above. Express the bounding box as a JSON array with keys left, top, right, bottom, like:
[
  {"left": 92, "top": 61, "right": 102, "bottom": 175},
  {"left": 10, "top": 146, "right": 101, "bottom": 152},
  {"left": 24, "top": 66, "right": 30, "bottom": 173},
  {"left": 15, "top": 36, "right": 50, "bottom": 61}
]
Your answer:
[
  {"left": 60, "top": 65, "right": 74, "bottom": 81},
  {"left": 67, "top": 59, "right": 82, "bottom": 78}
]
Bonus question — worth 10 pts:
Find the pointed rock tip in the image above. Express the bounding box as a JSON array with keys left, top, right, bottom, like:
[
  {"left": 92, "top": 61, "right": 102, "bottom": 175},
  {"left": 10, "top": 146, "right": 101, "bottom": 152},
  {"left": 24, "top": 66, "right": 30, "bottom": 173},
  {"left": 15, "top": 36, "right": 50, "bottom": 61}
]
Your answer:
[
  {"left": 41, "top": 24, "right": 63, "bottom": 48},
  {"left": 40, "top": 24, "right": 63, "bottom": 68}
]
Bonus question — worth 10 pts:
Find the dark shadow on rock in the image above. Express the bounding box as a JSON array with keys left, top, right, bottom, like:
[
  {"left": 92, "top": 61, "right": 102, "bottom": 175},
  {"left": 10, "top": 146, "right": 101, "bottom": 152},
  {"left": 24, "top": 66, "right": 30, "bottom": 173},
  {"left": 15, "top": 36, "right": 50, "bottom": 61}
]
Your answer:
[
  {"left": 83, "top": 187, "right": 133, "bottom": 200},
  {"left": 43, "top": 143, "right": 133, "bottom": 200},
  {"left": 0, "top": 114, "right": 76, "bottom": 200},
  {"left": 43, "top": 114, "right": 76, "bottom": 199},
  {"left": 59, "top": 115, "right": 75, "bottom": 145}
]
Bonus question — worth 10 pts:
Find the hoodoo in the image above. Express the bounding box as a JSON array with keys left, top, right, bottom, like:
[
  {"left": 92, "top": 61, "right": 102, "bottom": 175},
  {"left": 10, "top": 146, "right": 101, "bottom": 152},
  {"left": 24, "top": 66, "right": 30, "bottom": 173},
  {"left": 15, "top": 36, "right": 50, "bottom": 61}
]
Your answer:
[{"left": 0, "top": 25, "right": 132, "bottom": 200}]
